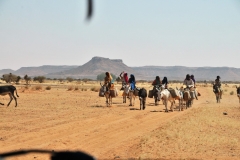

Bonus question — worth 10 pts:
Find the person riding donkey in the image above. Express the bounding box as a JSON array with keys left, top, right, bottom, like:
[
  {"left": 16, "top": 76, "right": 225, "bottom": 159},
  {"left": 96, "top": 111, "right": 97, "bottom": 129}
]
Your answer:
[
  {"left": 104, "top": 72, "right": 113, "bottom": 91},
  {"left": 152, "top": 76, "right": 162, "bottom": 101},
  {"left": 119, "top": 71, "right": 128, "bottom": 90},
  {"left": 128, "top": 74, "right": 136, "bottom": 91},
  {"left": 162, "top": 77, "right": 168, "bottom": 89},
  {"left": 190, "top": 74, "right": 198, "bottom": 100},
  {"left": 183, "top": 74, "right": 198, "bottom": 100}
]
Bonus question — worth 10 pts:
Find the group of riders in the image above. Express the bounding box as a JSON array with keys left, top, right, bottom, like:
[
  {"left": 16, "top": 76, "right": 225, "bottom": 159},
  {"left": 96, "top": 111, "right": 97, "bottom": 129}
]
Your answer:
[{"left": 103, "top": 71, "right": 222, "bottom": 100}]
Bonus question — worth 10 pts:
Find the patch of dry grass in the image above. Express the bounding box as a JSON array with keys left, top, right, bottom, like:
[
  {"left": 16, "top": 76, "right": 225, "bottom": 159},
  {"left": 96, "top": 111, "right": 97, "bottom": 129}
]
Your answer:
[
  {"left": 32, "top": 85, "right": 43, "bottom": 91},
  {"left": 137, "top": 106, "right": 240, "bottom": 159}
]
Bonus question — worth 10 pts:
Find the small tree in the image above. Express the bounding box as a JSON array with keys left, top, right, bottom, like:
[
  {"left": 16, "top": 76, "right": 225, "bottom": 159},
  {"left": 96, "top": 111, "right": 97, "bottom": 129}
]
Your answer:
[
  {"left": 24, "top": 75, "right": 31, "bottom": 85},
  {"left": 66, "top": 77, "right": 74, "bottom": 82},
  {"left": 33, "top": 76, "right": 46, "bottom": 83},
  {"left": 2, "top": 73, "right": 20, "bottom": 83}
]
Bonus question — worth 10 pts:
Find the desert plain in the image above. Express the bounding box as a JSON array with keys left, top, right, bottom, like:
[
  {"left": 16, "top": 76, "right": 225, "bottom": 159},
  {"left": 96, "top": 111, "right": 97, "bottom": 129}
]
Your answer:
[{"left": 0, "top": 81, "right": 240, "bottom": 160}]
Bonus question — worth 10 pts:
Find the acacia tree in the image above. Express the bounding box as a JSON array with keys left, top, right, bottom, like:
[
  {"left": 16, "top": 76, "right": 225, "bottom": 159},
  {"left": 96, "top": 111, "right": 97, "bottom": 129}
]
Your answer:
[
  {"left": 24, "top": 75, "right": 32, "bottom": 85},
  {"left": 2, "top": 73, "right": 21, "bottom": 83},
  {"left": 33, "top": 76, "right": 46, "bottom": 83}
]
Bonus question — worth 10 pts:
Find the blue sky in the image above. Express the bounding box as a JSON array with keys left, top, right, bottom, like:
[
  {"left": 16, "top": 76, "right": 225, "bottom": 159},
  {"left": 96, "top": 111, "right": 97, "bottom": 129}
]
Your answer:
[{"left": 0, "top": 0, "right": 240, "bottom": 70}]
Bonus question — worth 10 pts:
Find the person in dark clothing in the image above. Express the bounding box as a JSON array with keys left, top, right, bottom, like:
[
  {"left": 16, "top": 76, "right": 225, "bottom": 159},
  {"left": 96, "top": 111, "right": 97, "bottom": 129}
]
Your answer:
[
  {"left": 190, "top": 75, "right": 196, "bottom": 88},
  {"left": 152, "top": 76, "right": 161, "bottom": 86},
  {"left": 214, "top": 75, "right": 222, "bottom": 99},
  {"left": 128, "top": 74, "right": 136, "bottom": 90},
  {"left": 162, "top": 77, "right": 168, "bottom": 89}
]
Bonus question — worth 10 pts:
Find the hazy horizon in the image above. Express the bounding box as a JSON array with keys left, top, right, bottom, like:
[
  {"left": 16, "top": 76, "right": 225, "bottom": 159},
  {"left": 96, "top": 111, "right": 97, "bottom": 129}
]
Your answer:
[{"left": 1, "top": 0, "right": 240, "bottom": 70}]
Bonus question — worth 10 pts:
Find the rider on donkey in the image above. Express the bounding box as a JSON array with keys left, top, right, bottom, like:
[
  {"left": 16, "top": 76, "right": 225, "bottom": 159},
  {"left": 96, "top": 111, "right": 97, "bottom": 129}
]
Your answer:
[
  {"left": 152, "top": 76, "right": 162, "bottom": 101},
  {"left": 104, "top": 72, "right": 113, "bottom": 91},
  {"left": 119, "top": 71, "right": 128, "bottom": 90},
  {"left": 183, "top": 74, "right": 198, "bottom": 100}
]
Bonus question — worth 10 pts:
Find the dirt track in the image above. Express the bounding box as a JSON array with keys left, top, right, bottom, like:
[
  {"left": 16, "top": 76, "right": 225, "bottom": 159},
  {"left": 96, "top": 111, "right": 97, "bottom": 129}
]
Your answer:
[{"left": 1, "top": 84, "right": 239, "bottom": 160}]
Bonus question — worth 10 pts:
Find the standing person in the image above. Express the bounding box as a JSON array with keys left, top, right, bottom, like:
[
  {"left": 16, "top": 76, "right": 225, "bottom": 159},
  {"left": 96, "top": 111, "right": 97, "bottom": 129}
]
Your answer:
[
  {"left": 128, "top": 74, "right": 136, "bottom": 90},
  {"left": 214, "top": 76, "right": 222, "bottom": 99},
  {"left": 162, "top": 77, "right": 168, "bottom": 89},
  {"left": 104, "top": 72, "right": 112, "bottom": 91},
  {"left": 119, "top": 71, "right": 128, "bottom": 90}
]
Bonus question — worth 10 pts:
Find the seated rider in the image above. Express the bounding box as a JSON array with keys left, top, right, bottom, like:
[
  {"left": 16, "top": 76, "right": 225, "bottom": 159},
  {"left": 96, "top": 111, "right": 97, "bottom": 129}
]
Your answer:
[
  {"left": 190, "top": 74, "right": 198, "bottom": 100},
  {"left": 214, "top": 75, "right": 222, "bottom": 99},
  {"left": 162, "top": 76, "right": 168, "bottom": 89},
  {"left": 183, "top": 74, "right": 198, "bottom": 100},
  {"left": 152, "top": 76, "right": 161, "bottom": 86},
  {"left": 104, "top": 72, "right": 112, "bottom": 91},
  {"left": 152, "top": 76, "right": 161, "bottom": 101},
  {"left": 190, "top": 75, "right": 196, "bottom": 88},
  {"left": 119, "top": 71, "right": 128, "bottom": 90},
  {"left": 183, "top": 74, "right": 194, "bottom": 88},
  {"left": 128, "top": 74, "right": 136, "bottom": 90}
]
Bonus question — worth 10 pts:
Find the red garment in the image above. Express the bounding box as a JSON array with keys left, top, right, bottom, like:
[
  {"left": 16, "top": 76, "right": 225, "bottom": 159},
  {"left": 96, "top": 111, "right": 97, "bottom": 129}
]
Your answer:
[{"left": 123, "top": 73, "right": 128, "bottom": 83}]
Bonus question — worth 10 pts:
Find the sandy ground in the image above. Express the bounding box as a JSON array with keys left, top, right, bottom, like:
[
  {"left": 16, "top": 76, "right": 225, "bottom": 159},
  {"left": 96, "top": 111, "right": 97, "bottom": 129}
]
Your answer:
[{"left": 0, "top": 83, "right": 240, "bottom": 160}]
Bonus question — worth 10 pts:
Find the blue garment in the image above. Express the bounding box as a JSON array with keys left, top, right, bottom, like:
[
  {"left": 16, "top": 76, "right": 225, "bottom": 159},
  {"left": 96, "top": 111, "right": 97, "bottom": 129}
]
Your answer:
[{"left": 128, "top": 74, "right": 136, "bottom": 90}]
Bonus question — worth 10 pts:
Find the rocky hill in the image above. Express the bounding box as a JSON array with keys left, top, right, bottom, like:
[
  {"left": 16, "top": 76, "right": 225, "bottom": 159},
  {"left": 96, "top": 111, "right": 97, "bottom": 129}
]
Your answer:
[
  {"left": 1, "top": 57, "right": 240, "bottom": 81},
  {"left": 46, "top": 57, "right": 143, "bottom": 79}
]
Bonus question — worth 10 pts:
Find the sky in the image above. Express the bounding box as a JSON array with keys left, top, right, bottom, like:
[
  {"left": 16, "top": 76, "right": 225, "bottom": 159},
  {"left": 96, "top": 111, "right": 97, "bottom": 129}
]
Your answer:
[{"left": 0, "top": 0, "right": 240, "bottom": 70}]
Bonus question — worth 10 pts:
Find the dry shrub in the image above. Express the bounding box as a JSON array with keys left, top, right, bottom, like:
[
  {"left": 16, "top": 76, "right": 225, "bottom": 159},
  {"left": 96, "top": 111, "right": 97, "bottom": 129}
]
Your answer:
[
  {"left": 67, "top": 86, "right": 73, "bottom": 91},
  {"left": 45, "top": 86, "right": 51, "bottom": 90},
  {"left": 74, "top": 86, "right": 79, "bottom": 91},
  {"left": 80, "top": 88, "right": 86, "bottom": 91},
  {"left": 91, "top": 87, "right": 99, "bottom": 92},
  {"left": 230, "top": 91, "right": 234, "bottom": 95},
  {"left": 32, "top": 85, "right": 42, "bottom": 91}
]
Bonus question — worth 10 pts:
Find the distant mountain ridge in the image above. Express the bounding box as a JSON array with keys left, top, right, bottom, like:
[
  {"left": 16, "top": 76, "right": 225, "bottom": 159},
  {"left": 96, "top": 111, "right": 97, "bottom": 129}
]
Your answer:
[{"left": 1, "top": 57, "right": 240, "bottom": 81}]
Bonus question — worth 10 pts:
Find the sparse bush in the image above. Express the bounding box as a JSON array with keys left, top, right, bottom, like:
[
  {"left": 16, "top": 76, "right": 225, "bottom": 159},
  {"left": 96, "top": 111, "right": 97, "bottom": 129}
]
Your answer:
[
  {"left": 74, "top": 86, "right": 79, "bottom": 90},
  {"left": 230, "top": 91, "right": 234, "bottom": 95},
  {"left": 66, "top": 77, "right": 74, "bottom": 82},
  {"left": 32, "top": 85, "right": 42, "bottom": 90},
  {"left": 91, "top": 87, "right": 99, "bottom": 92},
  {"left": 224, "top": 89, "right": 228, "bottom": 92},
  {"left": 46, "top": 86, "right": 51, "bottom": 90},
  {"left": 33, "top": 76, "right": 46, "bottom": 83},
  {"left": 67, "top": 86, "right": 74, "bottom": 91}
]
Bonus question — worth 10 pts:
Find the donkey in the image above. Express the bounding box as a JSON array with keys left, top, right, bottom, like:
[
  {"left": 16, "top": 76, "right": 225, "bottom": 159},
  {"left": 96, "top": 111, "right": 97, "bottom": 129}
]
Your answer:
[
  {"left": 182, "top": 87, "right": 194, "bottom": 108},
  {"left": 213, "top": 84, "right": 222, "bottom": 103},
  {"left": 122, "top": 84, "right": 130, "bottom": 104},
  {"left": 0, "top": 85, "right": 19, "bottom": 107},
  {"left": 152, "top": 85, "right": 161, "bottom": 106},
  {"left": 100, "top": 83, "right": 112, "bottom": 107},
  {"left": 136, "top": 87, "right": 147, "bottom": 110}
]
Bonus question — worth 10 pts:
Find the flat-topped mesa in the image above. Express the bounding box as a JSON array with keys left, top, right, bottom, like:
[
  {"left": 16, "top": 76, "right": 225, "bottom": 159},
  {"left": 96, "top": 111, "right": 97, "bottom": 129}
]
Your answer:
[
  {"left": 91, "top": 57, "right": 123, "bottom": 63},
  {"left": 111, "top": 59, "right": 123, "bottom": 63}
]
